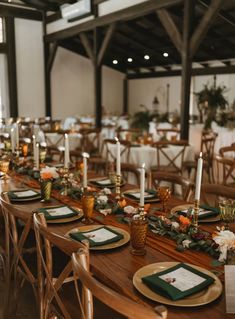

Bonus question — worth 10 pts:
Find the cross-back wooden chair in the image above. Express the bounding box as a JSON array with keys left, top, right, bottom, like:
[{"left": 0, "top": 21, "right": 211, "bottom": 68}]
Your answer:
[
  {"left": 0, "top": 194, "right": 37, "bottom": 318},
  {"left": 215, "top": 155, "right": 235, "bottom": 186},
  {"left": 72, "top": 251, "right": 168, "bottom": 319},
  {"left": 80, "top": 128, "right": 101, "bottom": 155},
  {"left": 151, "top": 140, "right": 188, "bottom": 175},
  {"left": 200, "top": 183, "right": 235, "bottom": 207},
  {"left": 33, "top": 213, "right": 89, "bottom": 319},
  {"left": 120, "top": 163, "right": 141, "bottom": 185},
  {"left": 219, "top": 144, "right": 235, "bottom": 158},
  {"left": 45, "top": 132, "right": 65, "bottom": 161},
  {"left": 103, "top": 139, "right": 131, "bottom": 171},
  {"left": 150, "top": 172, "right": 194, "bottom": 202},
  {"left": 183, "top": 131, "right": 218, "bottom": 183}
]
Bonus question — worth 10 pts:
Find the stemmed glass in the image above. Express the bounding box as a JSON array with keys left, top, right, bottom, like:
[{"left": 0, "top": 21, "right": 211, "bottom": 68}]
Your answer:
[
  {"left": 219, "top": 199, "right": 235, "bottom": 230},
  {"left": 157, "top": 186, "right": 171, "bottom": 214},
  {"left": 0, "top": 160, "right": 10, "bottom": 180}
]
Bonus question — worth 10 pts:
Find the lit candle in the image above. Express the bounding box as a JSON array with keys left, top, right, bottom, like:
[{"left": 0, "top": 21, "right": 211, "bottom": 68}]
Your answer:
[
  {"left": 32, "top": 135, "right": 36, "bottom": 165},
  {"left": 11, "top": 128, "right": 15, "bottom": 153},
  {"left": 115, "top": 137, "right": 121, "bottom": 176},
  {"left": 140, "top": 163, "right": 145, "bottom": 207},
  {"left": 15, "top": 123, "right": 19, "bottom": 149},
  {"left": 35, "top": 143, "right": 39, "bottom": 170},
  {"left": 83, "top": 152, "right": 89, "bottom": 189},
  {"left": 195, "top": 152, "right": 203, "bottom": 201},
  {"left": 64, "top": 134, "right": 70, "bottom": 168}
]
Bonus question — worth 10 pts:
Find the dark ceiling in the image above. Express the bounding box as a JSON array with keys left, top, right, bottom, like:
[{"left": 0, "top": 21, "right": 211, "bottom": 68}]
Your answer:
[{"left": 18, "top": 0, "right": 235, "bottom": 73}]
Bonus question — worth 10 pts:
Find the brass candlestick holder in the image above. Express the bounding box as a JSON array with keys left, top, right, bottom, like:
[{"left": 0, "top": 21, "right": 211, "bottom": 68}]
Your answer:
[
  {"left": 57, "top": 167, "right": 70, "bottom": 196},
  {"left": 115, "top": 174, "right": 121, "bottom": 200},
  {"left": 192, "top": 199, "right": 199, "bottom": 229}
]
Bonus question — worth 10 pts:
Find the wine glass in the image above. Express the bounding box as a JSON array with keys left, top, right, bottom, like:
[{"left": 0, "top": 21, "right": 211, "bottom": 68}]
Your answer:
[
  {"left": 0, "top": 160, "right": 10, "bottom": 180},
  {"left": 219, "top": 199, "right": 235, "bottom": 230},
  {"left": 157, "top": 186, "right": 171, "bottom": 214}
]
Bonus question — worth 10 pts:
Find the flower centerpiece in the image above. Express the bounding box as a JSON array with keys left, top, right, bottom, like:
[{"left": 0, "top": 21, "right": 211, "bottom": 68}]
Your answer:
[
  {"left": 40, "top": 166, "right": 59, "bottom": 202},
  {"left": 213, "top": 227, "right": 235, "bottom": 263}
]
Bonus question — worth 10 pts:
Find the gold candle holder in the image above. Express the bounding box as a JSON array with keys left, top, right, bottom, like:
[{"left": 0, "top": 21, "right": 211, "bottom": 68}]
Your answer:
[
  {"left": 192, "top": 199, "right": 199, "bottom": 229},
  {"left": 130, "top": 206, "right": 148, "bottom": 256},
  {"left": 115, "top": 174, "right": 121, "bottom": 200},
  {"left": 57, "top": 167, "right": 70, "bottom": 196}
]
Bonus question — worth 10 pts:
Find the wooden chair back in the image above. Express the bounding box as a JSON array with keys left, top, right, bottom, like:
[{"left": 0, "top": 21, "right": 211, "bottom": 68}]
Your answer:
[
  {"left": 120, "top": 163, "right": 141, "bottom": 185},
  {"left": 72, "top": 252, "right": 167, "bottom": 319},
  {"left": 33, "top": 213, "right": 88, "bottom": 319},
  {"left": 215, "top": 155, "right": 235, "bottom": 186},
  {"left": 103, "top": 139, "right": 131, "bottom": 165},
  {"left": 219, "top": 144, "right": 235, "bottom": 158},
  {"left": 201, "top": 133, "right": 217, "bottom": 163},
  {"left": 80, "top": 128, "right": 101, "bottom": 155},
  {"left": 200, "top": 183, "right": 235, "bottom": 206},
  {"left": 150, "top": 172, "right": 194, "bottom": 202},
  {"left": 152, "top": 140, "right": 188, "bottom": 174}
]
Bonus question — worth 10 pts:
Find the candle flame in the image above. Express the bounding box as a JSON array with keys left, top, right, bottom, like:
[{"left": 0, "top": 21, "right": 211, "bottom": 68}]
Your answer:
[
  {"left": 32, "top": 135, "right": 35, "bottom": 139},
  {"left": 115, "top": 137, "right": 119, "bottom": 142},
  {"left": 199, "top": 152, "right": 203, "bottom": 158},
  {"left": 82, "top": 152, "right": 90, "bottom": 158},
  {"left": 36, "top": 143, "right": 39, "bottom": 147},
  {"left": 142, "top": 163, "right": 145, "bottom": 169},
  {"left": 65, "top": 133, "right": 68, "bottom": 138}
]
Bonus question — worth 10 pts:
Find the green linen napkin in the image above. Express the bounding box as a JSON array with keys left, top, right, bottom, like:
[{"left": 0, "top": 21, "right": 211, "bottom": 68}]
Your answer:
[
  {"left": 37, "top": 205, "right": 78, "bottom": 220},
  {"left": 125, "top": 189, "right": 157, "bottom": 200},
  {"left": 8, "top": 189, "right": 41, "bottom": 201},
  {"left": 142, "top": 263, "right": 215, "bottom": 301},
  {"left": 178, "top": 205, "right": 219, "bottom": 220},
  {"left": 69, "top": 226, "right": 124, "bottom": 247},
  {"left": 91, "top": 178, "right": 114, "bottom": 187}
]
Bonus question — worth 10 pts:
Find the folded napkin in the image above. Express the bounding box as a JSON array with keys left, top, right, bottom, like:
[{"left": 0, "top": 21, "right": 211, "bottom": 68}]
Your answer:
[
  {"left": 8, "top": 189, "right": 41, "bottom": 201},
  {"left": 91, "top": 178, "right": 113, "bottom": 187},
  {"left": 69, "top": 226, "right": 124, "bottom": 247},
  {"left": 178, "top": 205, "right": 219, "bottom": 220},
  {"left": 125, "top": 190, "right": 157, "bottom": 200},
  {"left": 37, "top": 205, "right": 78, "bottom": 220},
  {"left": 142, "top": 263, "right": 215, "bottom": 301}
]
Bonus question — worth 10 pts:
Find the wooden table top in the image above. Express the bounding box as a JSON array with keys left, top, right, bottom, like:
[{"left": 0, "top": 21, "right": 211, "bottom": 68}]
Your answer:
[{"left": 1, "top": 172, "right": 234, "bottom": 319}]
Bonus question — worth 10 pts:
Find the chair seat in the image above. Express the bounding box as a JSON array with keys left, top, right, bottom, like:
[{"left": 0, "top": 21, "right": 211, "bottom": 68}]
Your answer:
[{"left": 151, "top": 165, "right": 180, "bottom": 174}]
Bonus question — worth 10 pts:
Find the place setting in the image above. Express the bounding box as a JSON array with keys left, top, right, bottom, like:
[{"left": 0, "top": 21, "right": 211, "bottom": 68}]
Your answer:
[{"left": 35, "top": 205, "right": 84, "bottom": 223}]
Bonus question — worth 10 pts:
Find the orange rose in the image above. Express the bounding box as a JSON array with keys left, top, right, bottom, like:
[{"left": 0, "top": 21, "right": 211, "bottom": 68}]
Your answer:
[
  {"left": 118, "top": 198, "right": 127, "bottom": 208},
  {"left": 179, "top": 215, "right": 191, "bottom": 225},
  {"left": 144, "top": 203, "right": 150, "bottom": 212},
  {"left": 41, "top": 172, "right": 53, "bottom": 180}
]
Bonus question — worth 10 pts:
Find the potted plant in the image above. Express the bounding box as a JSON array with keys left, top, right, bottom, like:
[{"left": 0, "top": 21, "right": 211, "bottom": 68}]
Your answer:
[{"left": 195, "top": 82, "right": 228, "bottom": 129}]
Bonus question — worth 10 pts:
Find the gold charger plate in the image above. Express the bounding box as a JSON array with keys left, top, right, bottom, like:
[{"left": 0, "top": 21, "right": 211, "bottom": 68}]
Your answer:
[
  {"left": 133, "top": 262, "right": 222, "bottom": 307},
  {"left": 67, "top": 225, "right": 130, "bottom": 250},
  {"left": 171, "top": 204, "right": 220, "bottom": 223},
  {"left": 43, "top": 206, "right": 83, "bottom": 224},
  {"left": 123, "top": 189, "right": 160, "bottom": 203},
  {"left": 88, "top": 177, "right": 125, "bottom": 189}
]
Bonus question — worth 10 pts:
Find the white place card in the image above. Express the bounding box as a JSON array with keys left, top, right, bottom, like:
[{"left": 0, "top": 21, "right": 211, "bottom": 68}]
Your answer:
[
  {"left": 14, "top": 190, "right": 38, "bottom": 197},
  {"left": 46, "top": 206, "right": 75, "bottom": 217},
  {"left": 225, "top": 265, "right": 235, "bottom": 313},
  {"left": 96, "top": 179, "right": 112, "bottom": 185},
  {"left": 159, "top": 267, "right": 206, "bottom": 292},
  {"left": 130, "top": 192, "right": 154, "bottom": 199},
  {"left": 82, "top": 228, "right": 117, "bottom": 243}
]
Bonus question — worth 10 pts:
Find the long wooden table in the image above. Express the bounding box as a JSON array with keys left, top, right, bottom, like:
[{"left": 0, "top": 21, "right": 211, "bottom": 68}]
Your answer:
[{"left": 1, "top": 173, "right": 234, "bottom": 319}]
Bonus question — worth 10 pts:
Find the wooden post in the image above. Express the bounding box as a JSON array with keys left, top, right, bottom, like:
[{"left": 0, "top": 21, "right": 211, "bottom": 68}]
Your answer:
[
  {"left": 43, "top": 15, "right": 52, "bottom": 118},
  {"left": 5, "top": 16, "right": 18, "bottom": 118},
  {"left": 123, "top": 76, "right": 128, "bottom": 114},
  {"left": 180, "top": 0, "right": 195, "bottom": 140},
  {"left": 94, "top": 28, "right": 102, "bottom": 128}
]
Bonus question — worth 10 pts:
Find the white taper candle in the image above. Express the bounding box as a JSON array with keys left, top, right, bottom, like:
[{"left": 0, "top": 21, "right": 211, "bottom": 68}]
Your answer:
[
  {"left": 11, "top": 128, "right": 15, "bottom": 153},
  {"left": 15, "top": 123, "right": 19, "bottom": 149},
  {"left": 115, "top": 137, "right": 121, "bottom": 176},
  {"left": 195, "top": 152, "right": 203, "bottom": 201},
  {"left": 83, "top": 152, "right": 89, "bottom": 189},
  {"left": 35, "top": 143, "right": 39, "bottom": 170},
  {"left": 140, "top": 163, "right": 145, "bottom": 207},
  {"left": 64, "top": 134, "right": 70, "bottom": 169},
  {"left": 32, "top": 135, "right": 36, "bottom": 165}
]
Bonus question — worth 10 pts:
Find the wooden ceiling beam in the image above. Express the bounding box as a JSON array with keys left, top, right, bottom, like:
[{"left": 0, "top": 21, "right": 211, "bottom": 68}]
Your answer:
[
  {"left": 47, "top": 41, "right": 58, "bottom": 73},
  {"left": 45, "top": 0, "right": 183, "bottom": 42},
  {"left": 190, "top": 0, "right": 224, "bottom": 58},
  {"left": 79, "top": 32, "right": 94, "bottom": 62},
  {"left": 0, "top": 3, "right": 42, "bottom": 20},
  {"left": 127, "top": 65, "right": 235, "bottom": 79},
  {"left": 156, "top": 9, "right": 182, "bottom": 53},
  {"left": 97, "top": 22, "right": 116, "bottom": 66}
]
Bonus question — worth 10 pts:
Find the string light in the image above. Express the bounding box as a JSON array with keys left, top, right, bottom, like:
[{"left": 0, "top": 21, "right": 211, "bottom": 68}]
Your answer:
[
  {"left": 144, "top": 55, "right": 150, "bottom": 60},
  {"left": 163, "top": 52, "right": 169, "bottom": 57},
  {"left": 112, "top": 59, "right": 118, "bottom": 65}
]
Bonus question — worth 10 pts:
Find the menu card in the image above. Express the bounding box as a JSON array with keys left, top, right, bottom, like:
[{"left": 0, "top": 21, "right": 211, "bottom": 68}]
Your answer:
[
  {"left": 13, "top": 190, "right": 39, "bottom": 198},
  {"left": 225, "top": 265, "right": 235, "bottom": 313},
  {"left": 37, "top": 205, "right": 78, "bottom": 220},
  {"left": 70, "top": 226, "right": 123, "bottom": 247},
  {"left": 142, "top": 263, "right": 215, "bottom": 301}
]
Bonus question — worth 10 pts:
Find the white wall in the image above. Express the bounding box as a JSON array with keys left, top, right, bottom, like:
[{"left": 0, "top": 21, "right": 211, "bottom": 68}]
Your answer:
[
  {"left": 128, "top": 74, "right": 235, "bottom": 115},
  {"left": 51, "top": 47, "right": 124, "bottom": 119},
  {"left": 15, "top": 18, "right": 45, "bottom": 118}
]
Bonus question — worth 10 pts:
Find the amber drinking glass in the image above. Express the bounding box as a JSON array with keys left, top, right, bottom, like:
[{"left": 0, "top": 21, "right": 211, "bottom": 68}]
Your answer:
[
  {"left": 219, "top": 199, "right": 235, "bottom": 230},
  {"left": 0, "top": 160, "right": 10, "bottom": 180},
  {"left": 157, "top": 186, "right": 171, "bottom": 214},
  {"left": 130, "top": 212, "right": 148, "bottom": 256},
  {"left": 22, "top": 144, "right": 28, "bottom": 158},
  {"left": 82, "top": 194, "right": 95, "bottom": 224}
]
